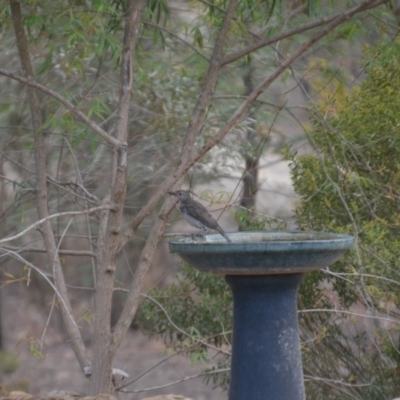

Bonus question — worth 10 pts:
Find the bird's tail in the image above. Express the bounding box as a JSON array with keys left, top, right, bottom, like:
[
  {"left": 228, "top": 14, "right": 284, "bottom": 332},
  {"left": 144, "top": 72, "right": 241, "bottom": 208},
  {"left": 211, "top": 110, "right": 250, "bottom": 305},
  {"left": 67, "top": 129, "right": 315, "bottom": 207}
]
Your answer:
[{"left": 216, "top": 227, "right": 232, "bottom": 243}]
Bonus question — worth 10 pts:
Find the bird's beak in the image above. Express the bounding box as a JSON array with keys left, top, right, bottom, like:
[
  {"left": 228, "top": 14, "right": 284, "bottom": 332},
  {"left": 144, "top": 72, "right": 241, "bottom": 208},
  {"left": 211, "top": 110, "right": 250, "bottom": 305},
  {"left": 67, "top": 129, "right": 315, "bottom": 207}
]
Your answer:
[{"left": 168, "top": 191, "right": 177, "bottom": 196}]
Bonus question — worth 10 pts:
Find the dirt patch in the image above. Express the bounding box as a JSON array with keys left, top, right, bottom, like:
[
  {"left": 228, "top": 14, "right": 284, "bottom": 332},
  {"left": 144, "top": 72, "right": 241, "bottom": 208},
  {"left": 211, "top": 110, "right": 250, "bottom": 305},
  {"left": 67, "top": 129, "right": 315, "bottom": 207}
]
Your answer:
[{"left": 1, "top": 331, "right": 226, "bottom": 400}]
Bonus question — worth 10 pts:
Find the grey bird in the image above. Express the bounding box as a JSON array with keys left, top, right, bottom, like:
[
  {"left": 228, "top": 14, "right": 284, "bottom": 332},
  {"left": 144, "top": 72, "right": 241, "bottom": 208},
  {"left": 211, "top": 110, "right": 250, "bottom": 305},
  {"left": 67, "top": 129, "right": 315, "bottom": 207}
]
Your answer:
[{"left": 169, "top": 190, "right": 232, "bottom": 243}]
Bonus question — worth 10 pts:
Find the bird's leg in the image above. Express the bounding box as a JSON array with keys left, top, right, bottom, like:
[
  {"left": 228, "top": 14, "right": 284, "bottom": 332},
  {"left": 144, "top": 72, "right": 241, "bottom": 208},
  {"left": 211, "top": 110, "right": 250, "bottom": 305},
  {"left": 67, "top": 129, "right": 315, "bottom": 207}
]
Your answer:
[
  {"left": 190, "top": 233, "right": 206, "bottom": 242},
  {"left": 191, "top": 227, "right": 208, "bottom": 241}
]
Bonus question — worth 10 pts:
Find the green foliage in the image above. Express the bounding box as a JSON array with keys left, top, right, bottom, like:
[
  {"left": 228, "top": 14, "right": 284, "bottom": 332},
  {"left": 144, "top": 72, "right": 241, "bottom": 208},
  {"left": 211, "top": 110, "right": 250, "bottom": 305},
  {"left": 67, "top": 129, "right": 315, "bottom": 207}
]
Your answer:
[
  {"left": 139, "top": 263, "right": 232, "bottom": 389},
  {"left": 0, "top": 351, "right": 20, "bottom": 375},
  {"left": 19, "top": 1, "right": 124, "bottom": 72},
  {"left": 234, "top": 208, "right": 287, "bottom": 231},
  {"left": 288, "top": 39, "right": 400, "bottom": 399},
  {"left": 146, "top": 0, "right": 170, "bottom": 25},
  {"left": 141, "top": 264, "right": 232, "bottom": 344}
]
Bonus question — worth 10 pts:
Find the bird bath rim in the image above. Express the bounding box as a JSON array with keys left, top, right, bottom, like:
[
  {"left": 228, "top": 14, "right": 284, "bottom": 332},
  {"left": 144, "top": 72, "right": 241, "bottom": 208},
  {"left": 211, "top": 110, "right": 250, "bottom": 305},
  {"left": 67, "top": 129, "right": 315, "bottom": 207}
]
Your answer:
[
  {"left": 169, "top": 230, "right": 355, "bottom": 251},
  {"left": 169, "top": 231, "right": 355, "bottom": 275}
]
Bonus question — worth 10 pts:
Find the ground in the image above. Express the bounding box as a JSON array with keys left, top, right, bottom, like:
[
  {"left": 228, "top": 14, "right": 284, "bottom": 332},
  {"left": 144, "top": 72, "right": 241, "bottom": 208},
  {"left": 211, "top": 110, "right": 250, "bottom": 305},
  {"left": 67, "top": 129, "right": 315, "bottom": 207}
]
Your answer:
[{"left": 1, "top": 330, "right": 226, "bottom": 400}]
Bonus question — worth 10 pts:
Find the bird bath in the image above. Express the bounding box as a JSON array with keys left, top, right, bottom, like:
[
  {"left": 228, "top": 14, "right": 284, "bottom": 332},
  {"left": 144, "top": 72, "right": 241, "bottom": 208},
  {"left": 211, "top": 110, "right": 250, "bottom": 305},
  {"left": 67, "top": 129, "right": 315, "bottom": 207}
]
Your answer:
[{"left": 169, "top": 231, "right": 355, "bottom": 400}]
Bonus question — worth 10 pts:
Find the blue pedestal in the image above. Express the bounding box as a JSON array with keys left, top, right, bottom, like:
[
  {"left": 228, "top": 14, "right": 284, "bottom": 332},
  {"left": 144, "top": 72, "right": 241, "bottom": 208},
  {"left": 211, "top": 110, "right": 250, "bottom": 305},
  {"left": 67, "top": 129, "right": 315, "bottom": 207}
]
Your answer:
[
  {"left": 169, "top": 231, "right": 355, "bottom": 400},
  {"left": 226, "top": 274, "right": 305, "bottom": 400}
]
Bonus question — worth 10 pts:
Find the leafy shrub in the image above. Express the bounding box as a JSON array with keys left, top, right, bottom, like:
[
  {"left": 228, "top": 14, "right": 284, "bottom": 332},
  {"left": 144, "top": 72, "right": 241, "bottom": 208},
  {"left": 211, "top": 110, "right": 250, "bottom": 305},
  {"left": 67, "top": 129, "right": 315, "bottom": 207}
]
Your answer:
[{"left": 289, "top": 39, "right": 400, "bottom": 399}]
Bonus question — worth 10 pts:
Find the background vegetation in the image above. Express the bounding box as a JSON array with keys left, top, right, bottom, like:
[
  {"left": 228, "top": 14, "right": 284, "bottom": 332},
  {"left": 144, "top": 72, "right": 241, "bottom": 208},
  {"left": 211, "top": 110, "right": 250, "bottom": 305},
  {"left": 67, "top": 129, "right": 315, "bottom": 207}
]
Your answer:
[
  {"left": 1, "top": 0, "right": 399, "bottom": 398},
  {"left": 141, "top": 28, "right": 400, "bottom": 400}
]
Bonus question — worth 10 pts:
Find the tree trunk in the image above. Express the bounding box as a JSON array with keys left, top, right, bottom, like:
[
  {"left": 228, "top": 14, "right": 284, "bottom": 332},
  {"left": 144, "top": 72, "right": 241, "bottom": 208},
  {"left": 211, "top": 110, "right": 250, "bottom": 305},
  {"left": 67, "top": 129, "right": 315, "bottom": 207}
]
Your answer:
[
  {"left": 239, "top": 59, "right": 260, "bottom": 216},
  {"left": 9, "top": 0, "right": 90, "bottom": 372},
  {"left": 89, "top": 0, "right": 145, "bottom": 394}
]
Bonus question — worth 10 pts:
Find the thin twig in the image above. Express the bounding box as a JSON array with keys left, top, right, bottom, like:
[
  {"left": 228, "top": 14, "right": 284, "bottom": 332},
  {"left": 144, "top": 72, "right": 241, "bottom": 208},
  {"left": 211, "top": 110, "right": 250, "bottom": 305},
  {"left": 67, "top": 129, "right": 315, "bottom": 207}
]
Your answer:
[
  {"left": 141, "top": 293, "right": 231, "bottom": 356},
  {"left": 112, "top": 0, "right": 240, "bottom": 351},
  {"left": 1, "top": 245, "right": 95, "bottom": 257},
  {"left": 299, "top": 308, "right": 399, "bottom": 324},
  {"left": 9, "top": 0, "right": 90, "bottom": 372},
  {"left": 121, "top": 367, "right": 230, "bottom": 393},
  {"left": 62, "top": 137, "right": 98, "bottom": 287},
  {"left": 221, "top": 0, "right": 387, "bottom": 66},
  {"left": 90, "top": 0, "right": 147, "bottom": 391},
  {"left": 143, "top": 20, "right": 209, "bottom": 62},
  {"left": 117, "top": 349, "right": 183, "bottom": 390},
  {"left": 4, "top": 249, "right": 80, "bottom": 329},
  {"left": 323, "top": 269, "right": 400, "bottom": 287},
  {"left": 0, "top": 205, "right": 111, "bottom": 244},
  {"left": 0, "top": 68, "right": 123, "bottom": 148},
  {"left": 40, "top": 293, "right": 56, "bottom": 353},
  {"left": 303, "top": 374, "right": 372, "bottom": 388}
]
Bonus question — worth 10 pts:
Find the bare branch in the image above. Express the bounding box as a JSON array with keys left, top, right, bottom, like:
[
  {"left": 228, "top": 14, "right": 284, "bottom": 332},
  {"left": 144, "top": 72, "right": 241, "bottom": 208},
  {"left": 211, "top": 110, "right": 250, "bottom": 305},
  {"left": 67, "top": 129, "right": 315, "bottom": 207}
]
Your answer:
[
  {"left": 90, "top": 0, "right": 146, "bottom": 394},
  {"left": 299, "top": 308, "right": 399, "bottom": 325},
  {"left": 196, "top": 0, "right": 226, "bottom": 14},
  {"left": 0, "top": 68, "right": 123, "bottom": 148},
  {"left": 4, "top": 249, "right": 84, "bottom": 340},
  {"left": 143, "top": 20, "right": 209, "bottom": 62},
  {"left": 180, "top": 0, "right": 388, "bottom": 176},
  {"left": 111, "top": 198, "right": 174, "bottom": 351},
  {"left": 121, "top": 368, "right": 230, "bottom": 393},
  {"left": 141, "top": 293, "right": 231, "bottom": 355},
  {"left": 9, "top": 0, "right": 90, "bottom": 372},
  {"left": 40, "top": 293, "right": 57, "bottom": 354},
  {"left": 61, "top": 137, "right": 99, "bottom": 286},
  {"left": 112, "top": 0, "right": 240, "bottom": 348},
  {"left": 119, "top": 0, "right": 240, "bottom": 248},
  {"left": 0, "top": 205, "right": 110, "bottom": 244},
  {"left": 1, "top": 245, "right": 95, "bottom": 257},
  {"left": 117, "top": 348, "right": 183, "bottom": 390},
  {"left": 47, "top": 175, "right": 101, "bottom": 204},
  {"left": 221, "top": 0, "right": 388, "bottom": 66},
  {"left": 178, "top": 0, "right": 240, "bottom": 165}
]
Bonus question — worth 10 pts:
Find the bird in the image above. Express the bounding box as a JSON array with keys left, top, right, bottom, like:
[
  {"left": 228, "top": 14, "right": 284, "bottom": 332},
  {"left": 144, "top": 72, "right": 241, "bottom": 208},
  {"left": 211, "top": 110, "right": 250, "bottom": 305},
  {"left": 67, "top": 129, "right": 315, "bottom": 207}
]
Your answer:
[{"left": 168, "top": 190, "right": 232, "bottom": 243}]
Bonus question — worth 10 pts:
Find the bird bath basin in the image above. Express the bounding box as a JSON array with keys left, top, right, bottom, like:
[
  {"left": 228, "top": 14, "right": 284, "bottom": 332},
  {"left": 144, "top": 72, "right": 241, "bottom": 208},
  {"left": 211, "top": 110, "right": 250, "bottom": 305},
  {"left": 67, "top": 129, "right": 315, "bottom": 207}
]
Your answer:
[
  {"left": 169, "top": 231, "right": 355, "bottom": 400},
  {"left": 169, "top": 230, "right": 355, "bottom": 274}
]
